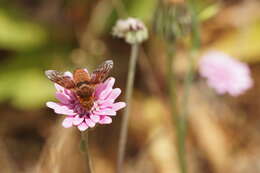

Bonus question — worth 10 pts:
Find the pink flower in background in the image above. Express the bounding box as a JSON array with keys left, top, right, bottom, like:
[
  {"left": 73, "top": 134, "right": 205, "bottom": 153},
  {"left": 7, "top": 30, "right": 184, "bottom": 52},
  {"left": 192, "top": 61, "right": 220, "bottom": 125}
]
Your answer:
[
  {"left": 47, "top": 75, "right": 126, "bottom": 131},
  {"left": 199, "top": 51, "right": 253, "bottom": 96}
]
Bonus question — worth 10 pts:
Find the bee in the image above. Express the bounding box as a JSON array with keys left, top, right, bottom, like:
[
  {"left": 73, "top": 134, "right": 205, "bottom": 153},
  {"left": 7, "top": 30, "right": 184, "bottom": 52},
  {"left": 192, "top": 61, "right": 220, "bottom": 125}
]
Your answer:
[{"left": 45, "top": 60, "right": 113, "bottom": 111}]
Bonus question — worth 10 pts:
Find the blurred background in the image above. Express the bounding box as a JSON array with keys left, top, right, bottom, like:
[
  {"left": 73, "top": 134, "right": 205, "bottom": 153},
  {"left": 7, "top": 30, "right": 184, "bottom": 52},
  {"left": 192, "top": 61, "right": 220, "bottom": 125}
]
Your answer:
[{"left": 0, "top": 0, "right": 260, "bottom": 172}]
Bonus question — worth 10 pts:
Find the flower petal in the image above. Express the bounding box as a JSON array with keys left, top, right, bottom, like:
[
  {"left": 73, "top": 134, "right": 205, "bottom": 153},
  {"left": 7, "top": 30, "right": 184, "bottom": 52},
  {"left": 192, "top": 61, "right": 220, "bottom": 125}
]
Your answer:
[
  {"left": 94, "top": 109, "right": 116, "bottom": 116},
  {"left": 78, "top": 122, "right": 88, "bottom": 131},
  {"left": 98, "top": 101, "right": 114, "bottom": 109},
  {"left": 85, "top": 119, "right": 96, "bottom": 128},
  {"left": 95, "top": 84, "right": 106, "bottom": 97},
  {"left": 83, "top": 68, "right": 89, "bottom": 74},
  {"left": 64, "top": 89, "right": 76, "bottom": 99},
  {"left": 97, "top": 99, "right": 114, "bottom": 106},
  {"left": 99, "top": 87, "right": 112, "bottom": 100},
  {"left": 107, "top": 88, "right": 121, "bottom": 100},
  {"left": 99, "top": 116, "right": 112, "bottom": 124},
  {"left": 104, "top": 77, "right": 115, "bottom": 89},
  {"left": 55, "top": 84, "right": 65, "bottom": 92},
  {"left": 46, "top": 102, "right": 76, "bottom": 115},
  {"left": 64, "top": 71, "right": 73, "bottom": 78},
  {"left": 112, "top": 102, "right": 126, "bottom": 111},
  {"left": 62, "top": 117, "right": 74, "bottom": 128},
  {"left": 73, "top": 116, "right": 84, "bottom": 125},
  {"left": 90, "top": 114, "right": 100, "bottom": 123},
  {"left": 95, "top": 77, "right": 115, "bottom": 97},
  {"left": 55, "top": 93, "right": 70, "bottom": 104}
]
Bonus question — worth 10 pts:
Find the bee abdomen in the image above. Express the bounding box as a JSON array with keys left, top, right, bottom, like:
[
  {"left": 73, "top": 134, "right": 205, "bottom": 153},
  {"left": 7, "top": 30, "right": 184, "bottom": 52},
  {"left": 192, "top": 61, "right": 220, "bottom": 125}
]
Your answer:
[
  {"left": 76, "top": 84, "right": 94, "bottom": 98},
  {"left": 79, "top": 97, "right": 94, "bottom": 111}
]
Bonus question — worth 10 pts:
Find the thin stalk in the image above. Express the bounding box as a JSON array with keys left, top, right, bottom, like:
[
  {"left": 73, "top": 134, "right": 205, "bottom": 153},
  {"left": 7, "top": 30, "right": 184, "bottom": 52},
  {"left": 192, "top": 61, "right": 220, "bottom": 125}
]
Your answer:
[
  {"left": 117, "top": 44, "right": 139, "bottom": 173},
  {"left": 80, "top": 132, "right": 93, "bottom": 173},
  {"left": 179, "top": 0, "right": 200, "bottom": 147},
  {"left": 166, "top": 42, "right": 187, "bottom": 173},
  {"left": 176, "top": 1, "right": 201, "bottom": 173},
  {"left": 180, "top": 50, "right": 195, "bottom": 118},
  {"left": 166, "top": 43, "right": 178, "bottom": 120},
  {"left": 186, "top": 0, "right": 200, "bottom": 50},
  {"left": 175, "top": 50, "right": 195, "bottom": 173}
]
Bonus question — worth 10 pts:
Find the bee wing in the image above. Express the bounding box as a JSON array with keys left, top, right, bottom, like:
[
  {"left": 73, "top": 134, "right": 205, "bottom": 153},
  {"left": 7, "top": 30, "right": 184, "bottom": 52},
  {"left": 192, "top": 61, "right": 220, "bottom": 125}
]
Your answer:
[
  {"left": 45, "top": 70, "right": 75, "bottom": 89},
  {"left": 90, "top": 60, "right": 113, "bottom": 84}
]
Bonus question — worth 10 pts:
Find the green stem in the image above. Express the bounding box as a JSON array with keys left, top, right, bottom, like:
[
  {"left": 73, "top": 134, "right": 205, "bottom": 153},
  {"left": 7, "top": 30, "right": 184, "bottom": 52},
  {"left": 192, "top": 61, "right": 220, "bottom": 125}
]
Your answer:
[
  {"left": 166, "top": 42, "right": 187, "bottom": 173},
  {"left": 167, "top": 44, "right": 178, "bottom": 119},
  {"left": 117, "top": 44, "right": 139, "bottom": 173},
  {"left": 175, "top": 1, "right": 200, "bottom": 173},
  {"left": 181, "top": 0, "right": 201, "bottom": 120},
  {"left": 176, "top": 48, "right": 196, "bottom": 173},
  {"left": 80, "top": 132, "right": 93, "bottom": 173},
  {"left": 186, "top": 0, "right": 200, "bottom": 50}
]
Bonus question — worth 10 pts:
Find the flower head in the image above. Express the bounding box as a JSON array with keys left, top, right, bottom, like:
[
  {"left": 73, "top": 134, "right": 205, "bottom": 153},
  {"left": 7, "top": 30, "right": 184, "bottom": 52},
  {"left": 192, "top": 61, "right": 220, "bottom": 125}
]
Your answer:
[
  {"left": 112, "top": 17, "right": 148, "bottom": 44},
  {"left": 153, "top": 3, "right": 191, "bottom": 42},
  {"left": 199, "top": 51, "right": 253, "bottom": 96},
  {"left": 46, "top": 74, "right": 126, "bottom": 131}
]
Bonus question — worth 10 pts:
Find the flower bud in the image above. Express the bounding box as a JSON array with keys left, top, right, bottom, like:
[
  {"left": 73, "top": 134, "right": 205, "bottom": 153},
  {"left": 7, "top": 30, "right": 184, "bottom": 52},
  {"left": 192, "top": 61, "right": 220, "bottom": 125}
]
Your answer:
[
  {"left": 154, "top": 3, "right": 191, "bottom": 42},
  {"left": 112, "top": 17, "right": 148, "bottom": 44}
]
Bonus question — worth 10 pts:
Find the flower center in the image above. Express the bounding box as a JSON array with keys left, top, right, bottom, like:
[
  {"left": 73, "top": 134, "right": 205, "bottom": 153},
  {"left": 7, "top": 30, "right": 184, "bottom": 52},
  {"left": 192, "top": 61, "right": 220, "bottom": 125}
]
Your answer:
[{"left": 73, "top": 99, "right": 98, "bottom": 118}]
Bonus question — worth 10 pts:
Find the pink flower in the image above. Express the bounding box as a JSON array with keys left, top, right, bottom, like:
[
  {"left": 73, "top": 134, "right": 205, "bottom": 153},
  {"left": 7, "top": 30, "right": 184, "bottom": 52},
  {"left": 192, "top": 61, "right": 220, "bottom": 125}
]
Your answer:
[
  {"left": 46, "top": 74, "right": 126, "bottom": 131},
  {"left": 199, "top": 51, "right": 253, "bottom": 96}
]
